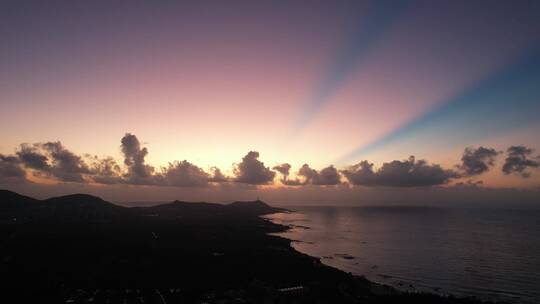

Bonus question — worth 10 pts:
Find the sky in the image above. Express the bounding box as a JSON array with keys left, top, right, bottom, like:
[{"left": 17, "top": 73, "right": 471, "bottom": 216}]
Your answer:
[{"left": 1, "top": 0, "right": 540, "bottom": 205}]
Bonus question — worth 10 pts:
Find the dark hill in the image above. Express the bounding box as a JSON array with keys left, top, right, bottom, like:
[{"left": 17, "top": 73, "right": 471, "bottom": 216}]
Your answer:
[
  {"left": 0, "top": 189, "right": 39, "bottom": 209},
  {"left": 44, "top": 193, "right": 123, "bottom": 220},
  {"left": 45, "top": 193, "right": 112, "bottom": 206},
  {"left": 139, "top": 200, "right": 225, "bottom": 219},
  {"left": 227, "top": 199, "right": 284, "bottom": 215},
  {"left": 0, "top": 190, "right": 487, "bottom": 304},
  {"left": 1, "top": 190, "right": 283, "bottom": 221},
  {"left": 0, "top": 189, "right": 37, "bottom": 202},
  {"left": 0, "top": 190, "right": 40, "bottom": 220},
  {"left": 139, "top": 199, "right": 283, "bottom": 219},
  {"left": 0, "top": 190, "right": 123, "bottom": 221}
]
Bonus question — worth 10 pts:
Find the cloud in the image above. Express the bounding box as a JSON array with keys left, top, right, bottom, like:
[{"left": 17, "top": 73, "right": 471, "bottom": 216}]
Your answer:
[
  {"left": 273, "top": 163, "right": 291, "bottom": 177},
  {"left": 273, "top": 163, "right": 299, "bottom": 185},
  {"left": 234, "top": 151, "right": 275, "bottom": 185},
  {"left": 452, "top": 179, "right": 484, "bottom": 189},
  {"left": 12, "top": 134, "right": 228, "bottom": 188},
  {"left": 298, "top": 164, "right": 341, "bottom": 185},
  {"left": 208, "top": 167, "right": 228, "bottom": 183},
  {"left": 502, "top": 146, "right": 540, "bottom": 178},
  {"left": 87, "top": 156, "right": 123, "bottom": 184},
  {"left": 40, "top": 142, "right": 91, "bottom": 182},
  {"left": 316, "top": 166, "right": 342, "bottom": 185},
  {"left": 16, "top": 144, "right": 49, "bottom": 170},
  {"left": 281, "top": 178, "right": 304, "bottom": 186},
  {"left": 273, "top": 163, "right": 341, "bottom": 186},
  {"left": 5, "top": 134, "right": 539, "bottom": 191},
  {"left": 458, "top": 146, "right": 500, "bottom": 176},
  {"left": 120, "top": 133, "right": 156, "bottom": 184},
  {"left": 16, "top": 141, "right": 90, "bottom": 182},
  {"left": 119, "top": 134, "right": 213, "bottom": 187},
  {"left": 0, "top": 154, "right": 26, "bottom": 183},
  {"left": 342, "top": 156, "right": 458, "bottom": 187},
  {"left": 163, "top": 160, "right": 209, "bottom": 187}
]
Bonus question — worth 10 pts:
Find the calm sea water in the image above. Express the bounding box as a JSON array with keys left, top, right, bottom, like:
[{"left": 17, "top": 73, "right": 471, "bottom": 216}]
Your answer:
[{"left": 264, "top": 206, "right": 540, "bottom": 304}]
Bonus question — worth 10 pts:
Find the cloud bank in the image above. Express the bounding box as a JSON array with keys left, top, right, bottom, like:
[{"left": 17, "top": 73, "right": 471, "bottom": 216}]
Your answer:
[
  {"left": 16, "top": 142, "right": 90, "bottom": 182},
  {"left": 164, "top": 161, "right": 209, "bottom": 187},
  {"left": 1, "top": 133, "right": 538, "bottom": 189},
  {"left": 0, "top": 154, "right": 26, "bottom": 183},
  {"left": 458, "top": 146, "right": 500, "bottom": 176},
  {"left": 341, "top": 156, "right": 458, "bottom": 187},
  {"left": 234, "top": 151, "right": 275, "bottom": 185},
  {"left": 298, "top": 164, "right": 341, "bottom": 185},
  {"left": 121, "top": 133, "right": 156, "bottom": 184},
  {"left": 502, "top": 146, "right": 540, "bottom": 178}
]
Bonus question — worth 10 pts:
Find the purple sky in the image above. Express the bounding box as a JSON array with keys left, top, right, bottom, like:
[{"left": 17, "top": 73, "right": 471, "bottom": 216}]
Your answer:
[{"left": 1, "top": 1, "right": 540, "bottom": 205}]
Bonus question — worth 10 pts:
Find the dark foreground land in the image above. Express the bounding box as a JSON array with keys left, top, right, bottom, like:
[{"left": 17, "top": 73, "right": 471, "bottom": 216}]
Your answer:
[{"left": 1, "top": 190, "right": 492, "bottom": 304}]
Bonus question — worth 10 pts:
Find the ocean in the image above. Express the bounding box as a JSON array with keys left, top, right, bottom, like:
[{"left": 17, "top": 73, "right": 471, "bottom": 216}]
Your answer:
[{"left": 264, "top": 206, "right": 540, "bottom": 304}]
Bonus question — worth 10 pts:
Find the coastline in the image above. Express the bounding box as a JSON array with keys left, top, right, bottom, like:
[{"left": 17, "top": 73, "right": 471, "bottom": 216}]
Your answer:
[
  {"left": 1, "top": 190, "right": 495, "bottom": 303},
  {"left": 261, "top": 209, "right": 495, "bottom": 304},
  {"left": 260, "top": 210, "right": 404, "bottom": 293}
]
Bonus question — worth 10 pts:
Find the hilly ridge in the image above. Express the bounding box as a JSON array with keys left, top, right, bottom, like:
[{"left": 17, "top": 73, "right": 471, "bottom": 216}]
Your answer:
[
  {"left": 0, "top": 189, "right": 486, "bottom": 304},
  {"left": 0, "top": 189, "right": 284, "bottom": 221}
]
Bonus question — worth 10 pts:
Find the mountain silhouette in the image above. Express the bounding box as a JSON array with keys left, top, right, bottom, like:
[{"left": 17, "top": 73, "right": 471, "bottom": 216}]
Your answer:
[
  {"left": 0, "top": 190, "right": 123, "bottom": 220},
  {"left": 139, "top": 198, "right": 282, "bottom": 219},
  {"left": 0, "top": 190, "right": 282, "bottom": 221},
  {"left": 0, "top": 189, "right": 489, "bottom": 304},
  {"left": 0, "top": 190, "right": 40, "bottom": 221},
  {"left": 0, "top": 189, "right": 38, "bottom": 210}
]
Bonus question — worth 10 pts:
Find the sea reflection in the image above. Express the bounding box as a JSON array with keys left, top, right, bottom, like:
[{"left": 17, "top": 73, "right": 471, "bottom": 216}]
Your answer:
[{"left": 264, "top": 207, "right": 540, "bottom": 304}]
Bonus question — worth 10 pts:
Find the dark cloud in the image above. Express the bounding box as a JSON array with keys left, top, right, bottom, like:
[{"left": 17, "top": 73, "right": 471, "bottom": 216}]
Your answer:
[
  {"left": 273, "top": 163, "right": 291, "bottom": 177},
  {"left": 209, "top": 167, "right": 228, "bottom": 183},
  {"left": 316, "top": 166, "right": 341, "bottom": 185},
  {"left": 341, "top": 161, "right": 373, "bottom": 186},
  {"left": 6, "top": 134, "right": 538, "bottom": 190},
  {"left": 273, "top": 164, "right": 303, "bottom": 186},
  {"left": 16, "top": 141, "right": 90, "bottom": 183},
  {"left": 87, "top": 156, "right": 123, "bottom": 184},
  {"left": 16, "top": 144, "right": 49, "bottom": 170},
  {"left": 41, "top": 141, "right": 91, "bottom": 182},
  {"left": 12, "top": 133, "right": 228, "bottom": 188},
  {"left": 163, "top": 160, "right": 209, "bottom": 187},
  {"left": 298, "top": 164, "right": 341, "bottom": 185},
  {"left": 234, "top": 151, "right": 275, "bottom": 185},
  {"left": 458, "top": 146, "right": 500, "bottom": 176},
  {"left": 120, "top": 133, "right": 156, "bottom": 184},
  {"left": 281, "top": 178, "right": 304, "bottom": 186},
  {"left": 273, "top": 163, "right": 298, "bottom": 185},
  {"left": 342, "top": 156, "right": 458, "bottom": 187},
  {"left": 0, "top": 154, "right": 26, "bottom": 183},
  {"left": 453, "top": 180, "right": 484, "bottom": 189},
  {"left": 119, "top": 134, "right": 215, "bottom": 187},
  {"left": 502, "top": 146, "right": 540, "bottom": 178}
]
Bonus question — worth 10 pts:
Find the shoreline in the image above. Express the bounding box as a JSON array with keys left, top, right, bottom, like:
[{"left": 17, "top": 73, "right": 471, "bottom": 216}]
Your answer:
[
  {"left": 261, "top": 209, "right": 496, "bottom": 304},
  {"left": 260, "top": 210, "right": 404, "bottom": 293},
  {"left": 1, "top": 190, "right": 497, "bottom": 303}
]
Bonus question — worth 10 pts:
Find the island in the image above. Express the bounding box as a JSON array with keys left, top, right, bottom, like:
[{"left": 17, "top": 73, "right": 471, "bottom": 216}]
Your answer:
[{"left": 0, "top": 190, "right": 489, "bottom": 303}]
